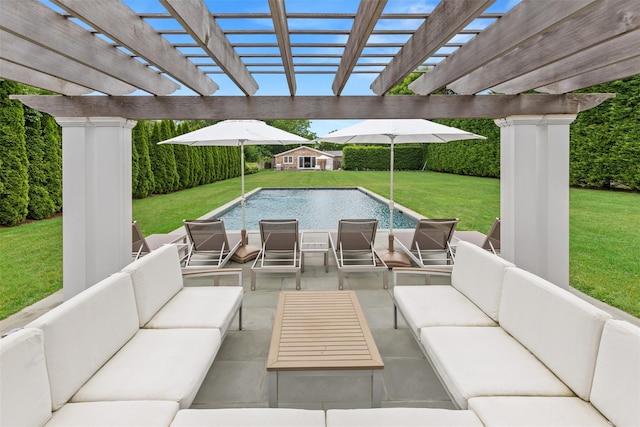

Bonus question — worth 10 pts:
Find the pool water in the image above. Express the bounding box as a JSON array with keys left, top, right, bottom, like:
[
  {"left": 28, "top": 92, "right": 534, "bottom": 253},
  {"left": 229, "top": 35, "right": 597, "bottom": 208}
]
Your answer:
[{"left": 215, "top": 188, "right": 418, "bottom": 230}]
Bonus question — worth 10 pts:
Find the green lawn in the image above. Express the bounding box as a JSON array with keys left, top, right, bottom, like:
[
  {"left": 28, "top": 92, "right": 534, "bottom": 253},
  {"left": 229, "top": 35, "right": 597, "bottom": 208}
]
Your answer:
[{"left": 1, "top": 170, "right": 638, "bottom": 319}]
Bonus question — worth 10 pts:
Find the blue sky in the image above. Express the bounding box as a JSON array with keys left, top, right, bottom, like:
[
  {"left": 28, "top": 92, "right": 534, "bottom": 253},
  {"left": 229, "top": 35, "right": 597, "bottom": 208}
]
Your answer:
[{"left": 43, "top": 0, "right": 521, "bottom": 136}]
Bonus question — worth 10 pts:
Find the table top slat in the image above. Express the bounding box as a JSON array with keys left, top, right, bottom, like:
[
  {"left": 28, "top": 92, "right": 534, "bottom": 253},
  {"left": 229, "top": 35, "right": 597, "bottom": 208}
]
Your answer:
[{"left": 267, "top": 291, "right": 383, "bottom": 371}]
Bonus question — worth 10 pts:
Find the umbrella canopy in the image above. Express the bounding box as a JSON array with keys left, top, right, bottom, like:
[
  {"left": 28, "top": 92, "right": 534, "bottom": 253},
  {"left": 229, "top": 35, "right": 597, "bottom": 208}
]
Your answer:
[
  {"left": 318, "top": 119, "right": 486, "bottom": 265},
  {"left": 159, "top": 120, "right": 309, "bottom": 254}
]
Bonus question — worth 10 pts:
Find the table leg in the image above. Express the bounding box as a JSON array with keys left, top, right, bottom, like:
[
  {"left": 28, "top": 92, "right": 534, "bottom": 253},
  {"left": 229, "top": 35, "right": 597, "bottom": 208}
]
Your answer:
[
  {"left": 268, "top": 371, "right": 278, "bottom": 407},
  {"left": 372, "top": 370, "right": 383, "bottom": 408}
]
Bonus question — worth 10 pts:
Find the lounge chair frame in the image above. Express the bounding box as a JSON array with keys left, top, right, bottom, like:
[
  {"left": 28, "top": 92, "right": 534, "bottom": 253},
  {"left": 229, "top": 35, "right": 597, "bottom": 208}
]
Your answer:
[
  {"left": 132, "top": 220, "right": 185, "bottom": 260},
  {"left": 251, "top": 219, "right": 303, "bottom": 291},
  {"left": 394, "top": 218, "right": 458, "bottom": 268},
  {"left": 183, "top": 219, "right": 241, "bottom": 270},
  {"left": 329, "top": 219, "right": 388, "bottom": 290}
]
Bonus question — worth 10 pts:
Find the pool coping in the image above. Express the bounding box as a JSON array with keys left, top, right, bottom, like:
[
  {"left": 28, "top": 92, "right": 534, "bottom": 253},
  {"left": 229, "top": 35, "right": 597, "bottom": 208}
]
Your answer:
[{"left": 196, "top": 186, "right": 426, "bottom": 232}]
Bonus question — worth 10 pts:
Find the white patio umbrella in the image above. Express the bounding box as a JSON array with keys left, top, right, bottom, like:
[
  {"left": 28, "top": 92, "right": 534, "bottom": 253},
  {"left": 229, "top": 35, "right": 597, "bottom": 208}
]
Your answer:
[
  {"left": 159, "top": 120, "right": 309, "bottom": 261},
  {"left": 318, "top": 119, "right": 486, "bottom": 266}
]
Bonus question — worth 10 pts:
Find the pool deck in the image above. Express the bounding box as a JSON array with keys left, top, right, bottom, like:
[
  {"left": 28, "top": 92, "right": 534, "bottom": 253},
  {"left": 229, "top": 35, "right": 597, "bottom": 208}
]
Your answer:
[{"left": 2, "top": 230, "right": 638, "bottom": 410}]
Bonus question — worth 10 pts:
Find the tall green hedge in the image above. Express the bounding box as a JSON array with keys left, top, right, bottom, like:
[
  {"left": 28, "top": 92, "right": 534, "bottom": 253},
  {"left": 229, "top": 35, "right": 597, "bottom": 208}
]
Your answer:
[
  {"left": 24, "top": 107, "right": 56, "bottom": 219},
  {"left": 0, "top": 80, "right": 29, "bottom": 226},
  {"left": 41, "top": 115, "right": 62, "bottom": 211},
  {"left": 570, "top": 76, "right": 640, "bottom": 190},
  {"left": 343, "top": 145, "right": 425, "bottom": 171}
]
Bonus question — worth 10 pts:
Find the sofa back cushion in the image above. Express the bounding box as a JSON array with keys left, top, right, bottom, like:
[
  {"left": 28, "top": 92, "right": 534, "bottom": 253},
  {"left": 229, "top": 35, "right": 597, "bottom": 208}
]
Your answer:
[
  {"left": 0, "top": 328, "right": 52, "bottom": 427},
  {"left": 451, "top": 241, "right": 514, "bottom": 321},
  {"left": 590, "top": 320, "right": 640, "bottom": 427},
  {"left": 27, "top": 272, "right": 139, "bottom": 410},
  {"left": 121, "top": 244, "right": 184, "bottom": 327},
  {"left": 499, "top": 268, "right": 612, "bottom": 400}
]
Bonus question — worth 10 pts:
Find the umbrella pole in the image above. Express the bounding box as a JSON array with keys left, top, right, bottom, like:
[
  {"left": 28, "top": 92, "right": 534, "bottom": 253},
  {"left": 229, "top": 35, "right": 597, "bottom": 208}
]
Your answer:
[
  {"left": 241, "top": 140, "right": 246, "bottom": 244},
  {"left": 389, "top": 138, "right": 394, "bottom": 252},
  {"left": 232, "top": 140, "right": 260, "bottom": 263},
  {"left": 380, "top": 136, "right": 411, "bottom": 268}
]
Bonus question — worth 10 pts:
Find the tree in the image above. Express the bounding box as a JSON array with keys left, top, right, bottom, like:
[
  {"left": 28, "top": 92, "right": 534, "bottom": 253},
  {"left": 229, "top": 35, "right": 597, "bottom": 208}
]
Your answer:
[
  {"left": 132, "top": 120, "right": 154, "bottom": 198},
  {"left": 41, "top": 114, "right": 62, "bottom": 211},
  {"left": 24, "top": 106, "right": 56, "bottom": 219},
  {"left": 0, "top": 80, "right": 29, "bottom": 225}
]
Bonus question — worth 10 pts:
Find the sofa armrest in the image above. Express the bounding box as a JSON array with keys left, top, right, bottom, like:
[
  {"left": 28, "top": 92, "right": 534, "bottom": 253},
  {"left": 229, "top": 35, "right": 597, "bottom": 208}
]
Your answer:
[
  {"left": 393, "top": 266, "right": 453, "bottom": 286},
  {"left": 181, "top": 268, "right": 243, "bottom": 286}
]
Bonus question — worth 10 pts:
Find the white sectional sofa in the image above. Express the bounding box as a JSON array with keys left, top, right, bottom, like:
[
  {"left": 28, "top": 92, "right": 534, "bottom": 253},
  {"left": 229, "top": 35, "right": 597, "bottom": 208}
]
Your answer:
[
  {"left": 0, "top": 243, "right": 325, "bottom": 426},
  {"left": 389, "top": 241, "right": 640, "bottom": 427}
]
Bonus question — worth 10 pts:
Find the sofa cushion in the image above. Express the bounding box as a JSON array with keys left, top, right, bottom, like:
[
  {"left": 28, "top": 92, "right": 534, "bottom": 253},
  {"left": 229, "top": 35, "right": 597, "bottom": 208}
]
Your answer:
[
  {"left": 0, "top": 328, "right": 52, "bottom": 427},
  {"left": 27, "top": 272, "right": 139, "bottom": 411},
  {"left": 145, "top": 286, "right": 242, "bottom": 335},
  {"left": 499, "top": 268, "right": 612, "bottom": 400},
  {"left": 590, "top": 320, "right": 640, "bottom": 427},
  {"left": 326, "top": 408, "right": 484, "bottom": 427},
  {"left": 421, "top": 326, "right": 573, "bottom": 409},
  {"left": 71, "top": 328, "right": 220, "bottom": 409},
  {"left": 171, "top": 408, "right": 326, "bottom": 426},
  {"left": 468, "top": 396, "right": 611, "bottom": 427},
  {"left": 122, "top": 244, "right": 184, "bottom": 327},
  {"left": 394, "top": 285, "right": 496, "bottom": 338},
  {"left": 46, "top": 401, "right": 179, "bottom": 426},
  {"left": 451, "top": 241, "right": 514, "bottom": 322}
]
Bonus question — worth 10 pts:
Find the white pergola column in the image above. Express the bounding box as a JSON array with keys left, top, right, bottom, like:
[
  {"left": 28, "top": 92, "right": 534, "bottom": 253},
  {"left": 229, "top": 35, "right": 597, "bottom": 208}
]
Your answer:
[
  {"left": 55, "top": 117, "right": 136, "bottom": 300},
  {"left": 495, "top": 114, "right": 576, "bottom": 288}
]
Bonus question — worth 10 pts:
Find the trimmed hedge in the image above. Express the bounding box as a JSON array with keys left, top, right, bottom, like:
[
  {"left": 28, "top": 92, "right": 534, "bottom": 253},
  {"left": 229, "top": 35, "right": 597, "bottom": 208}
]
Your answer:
[
  {"left": 343, "top": 145, "right": 425, "bottom": 171},
  {"left": 0, "top": 80, "right": 29, "bottom": 226}
]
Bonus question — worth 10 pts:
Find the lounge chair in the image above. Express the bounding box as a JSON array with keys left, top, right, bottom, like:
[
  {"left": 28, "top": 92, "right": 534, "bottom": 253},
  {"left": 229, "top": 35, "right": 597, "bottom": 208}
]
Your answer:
[
  {"left": 329, "top": 219, "right": 388, "bottom": 290},
  {"left": 251, "top": 219, "right": 302, "bottom": 291},
  {"left": 394, "top": 218, "right": 459, "bottom": 268},
  {"left": 183, "top": 219, "right": 241, "bottom": 269},
  {"left": 454, "top": 217, "right": 501, "bottom": 254},
  {"left": 131, "top": 220, "right": 186, "bottom": 260}
]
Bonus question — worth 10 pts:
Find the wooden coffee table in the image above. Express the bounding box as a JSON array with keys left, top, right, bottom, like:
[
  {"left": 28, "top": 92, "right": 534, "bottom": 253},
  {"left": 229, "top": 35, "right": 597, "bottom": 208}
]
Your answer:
[{"left": 267, "top": 291, "right": 384, "bottom": 407}]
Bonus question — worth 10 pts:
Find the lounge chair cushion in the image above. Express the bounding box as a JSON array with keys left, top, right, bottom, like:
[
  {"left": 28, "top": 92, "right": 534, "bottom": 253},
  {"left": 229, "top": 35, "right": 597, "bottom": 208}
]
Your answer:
[
  {"left": 122, "top": 244, "right": 184, "bottom": 327},
  {"left": 589, "top": 320, "right": 640, "bottom": 427},
  {"left": 499, "top": 268, "right": 612, "bottom": 400},
  {"left": 71, "top": 328, "right": 220, "bottom": 409},
  {"left": 171, "top": 408, "right": 326, "bottom": 426},
  {"left": 27, "top": 272, "right": 140, "bottom": 411},
  {"left": 420, "top": 326, "right": 573, "bottom": 409},
  {"left": 394, "top": 285, "right": 496, "bottom": 338},
  {"left": 467, "top": 397, "right": 611, "bottom": 427},
  {"left": 450, "top": 241, "right": 514, "bottom": 322},
  {"left": 326, "top": 408, "right": 484, "bottom": 426},
  {"left": 46, "top": 401, "right": 179, "bottom": 426},
  {"left": 144, "top": 286, "right": 242, "bottom": 335},
  {"left": 0, "top": 328, "right": 52, "bottom": 427}
]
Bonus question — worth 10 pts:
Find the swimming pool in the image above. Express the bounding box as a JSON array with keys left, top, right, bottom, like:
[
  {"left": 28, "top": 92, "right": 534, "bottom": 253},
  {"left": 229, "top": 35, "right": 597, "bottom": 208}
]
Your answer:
[{"left": 211, "top": 188, "right": 419, "bottom": 230}]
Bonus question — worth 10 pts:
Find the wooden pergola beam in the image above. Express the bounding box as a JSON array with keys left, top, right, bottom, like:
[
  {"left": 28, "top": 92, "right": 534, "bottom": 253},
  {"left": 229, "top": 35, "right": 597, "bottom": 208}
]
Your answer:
[
  {"left": 0, "top": 0, "right": 179, "bottom": 96},
  {"left": 448, "top": 0, "right": 640, "bottom": 94},
  {"left": 408, "top": 0, "right": 598, "bottom": 95},
  {"left": 13, "top": 94, "right": 614, "bottom": 121},
  {"left": 332, "top": 0, "right": 387, "bottom": 95},
  {"left": 0, "top": 59, "right": 93, "bottom": 96},
  {"left": 269, "top": 0, "right": 296, "bottom": 96},
  {"left": 0, "top": 30, "right": 137, "bottom": 95},
  {"left": 537, "top": 56, "right": 640, "bottom": 94},
  {"left": 160, "top": 0, "right": 258, "bottom": 96},
  {"left": 51, "top": 0, "right": 218, "bottom": 95},
  {"left": 370, "top": 0, "right": 493, "bottom": 95},
  {"left": 492, "top": 30, "right": 640, "bottom": 94}
]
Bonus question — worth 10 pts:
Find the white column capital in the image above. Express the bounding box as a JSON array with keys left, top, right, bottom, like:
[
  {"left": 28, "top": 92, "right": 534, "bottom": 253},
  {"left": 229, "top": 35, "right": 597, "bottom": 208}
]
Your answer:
[
  {"left": 55, "top": 117, "right": 137, "bottom": 129},
  {"left": 495, "top": 114, "right": 576, "bottom": 128},
  {"left": 495, "top": 115, "right": 544, "bottom": 127}
]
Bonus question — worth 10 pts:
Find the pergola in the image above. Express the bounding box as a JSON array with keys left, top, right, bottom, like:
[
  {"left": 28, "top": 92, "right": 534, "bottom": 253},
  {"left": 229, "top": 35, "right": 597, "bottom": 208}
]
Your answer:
[{"left": 1, "top": 0, "right": 638, "bottom": 299}]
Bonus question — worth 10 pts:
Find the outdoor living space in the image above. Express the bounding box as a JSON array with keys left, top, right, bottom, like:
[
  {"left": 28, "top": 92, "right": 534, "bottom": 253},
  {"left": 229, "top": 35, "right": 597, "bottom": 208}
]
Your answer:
[{"left": 187, "top": 236, "right": 451, "bottom": 410}]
